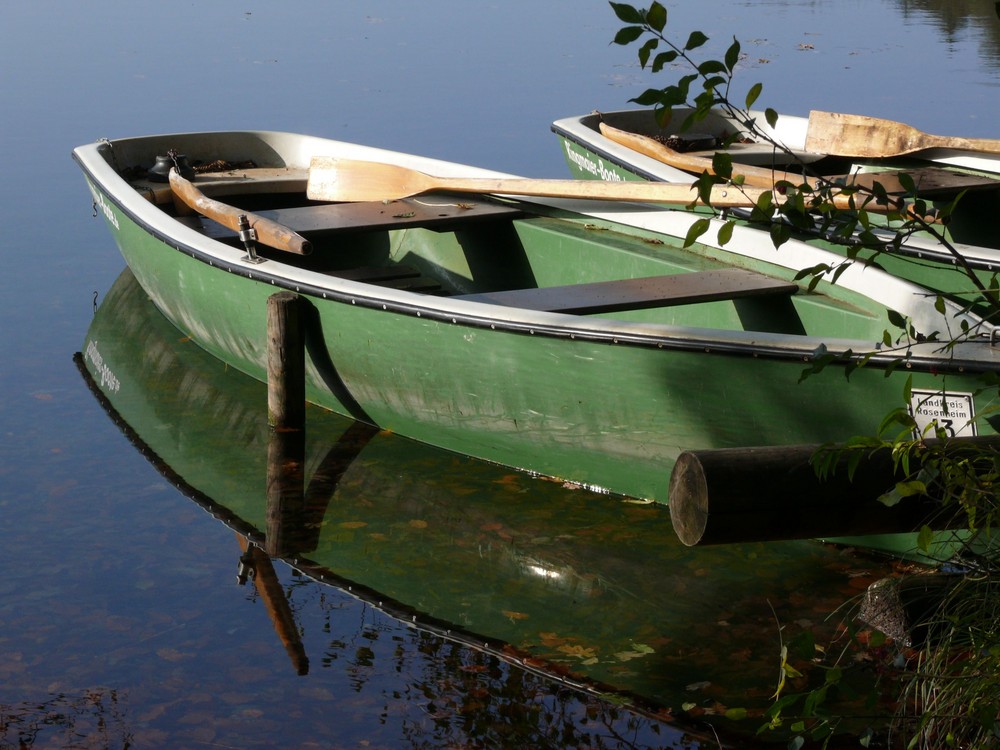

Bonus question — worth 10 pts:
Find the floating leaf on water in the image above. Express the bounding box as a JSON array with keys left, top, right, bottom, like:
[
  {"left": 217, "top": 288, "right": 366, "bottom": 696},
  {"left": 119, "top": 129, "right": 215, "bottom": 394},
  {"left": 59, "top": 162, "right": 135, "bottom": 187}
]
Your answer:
[
  {"left": 338, "top": 521, "right": 368, "bottom": 529},
  {"left": 502, "top": 610, "right": 529, "bottom": 621},
  {"left": 685, "top": 680, "right": 711, "bottom": 692},
  {"left": 408, "top": 519, "right": 428, "bottom": 529}
]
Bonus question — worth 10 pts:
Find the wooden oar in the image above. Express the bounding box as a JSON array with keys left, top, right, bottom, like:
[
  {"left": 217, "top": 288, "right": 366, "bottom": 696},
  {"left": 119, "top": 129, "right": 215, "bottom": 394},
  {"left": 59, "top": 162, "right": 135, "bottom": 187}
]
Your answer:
[
  {"left": 805, "top": 110, "right": 1000, "bottom": 158},
  {"left": 597, "top": 122, "right": 972, "bottom": 199},
  {"left": 598, "top": 122, "right": 798, "bottom": 188},
  {"left": 170, "top": 169, "right": 312, "bottom": 255},
  {"left": 307, "top": 156, "right": 882, "bottom": 211}
]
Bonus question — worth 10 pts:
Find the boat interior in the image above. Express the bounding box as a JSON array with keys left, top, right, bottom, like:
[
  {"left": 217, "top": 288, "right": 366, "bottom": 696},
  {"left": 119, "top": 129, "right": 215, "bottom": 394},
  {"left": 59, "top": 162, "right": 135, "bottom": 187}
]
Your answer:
[
  {"left": 125, "top": 158, "right": 899, "bottom": 342},
  {"left": 582, "top": 110, "right": 1000, "bottom": 251}
]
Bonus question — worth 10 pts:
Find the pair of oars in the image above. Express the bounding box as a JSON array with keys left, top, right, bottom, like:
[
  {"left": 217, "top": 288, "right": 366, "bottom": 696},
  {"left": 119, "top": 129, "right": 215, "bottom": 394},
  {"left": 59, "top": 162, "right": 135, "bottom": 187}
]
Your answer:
[{"left": 308, "top": 111, "right": 996, "bottom": 206}]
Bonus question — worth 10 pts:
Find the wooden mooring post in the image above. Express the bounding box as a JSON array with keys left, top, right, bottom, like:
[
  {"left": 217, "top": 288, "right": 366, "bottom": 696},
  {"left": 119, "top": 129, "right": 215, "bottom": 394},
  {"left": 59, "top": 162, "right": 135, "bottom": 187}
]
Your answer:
[
  {"left": 665, "top": 441, "right": 1000, "bottom": 547},
  {"left": 265, "top": 291, "right": 307, "bottom": 557},
  {"left": 267, "top": 291, "right": 305, "bottom": 431}
]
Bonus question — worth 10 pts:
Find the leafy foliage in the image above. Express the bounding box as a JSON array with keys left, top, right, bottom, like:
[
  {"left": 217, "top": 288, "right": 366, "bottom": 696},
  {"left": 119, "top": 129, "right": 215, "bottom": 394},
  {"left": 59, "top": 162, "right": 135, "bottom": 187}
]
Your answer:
[{"left": 609, "top": 2, "right": 1000, "bottom": 747}]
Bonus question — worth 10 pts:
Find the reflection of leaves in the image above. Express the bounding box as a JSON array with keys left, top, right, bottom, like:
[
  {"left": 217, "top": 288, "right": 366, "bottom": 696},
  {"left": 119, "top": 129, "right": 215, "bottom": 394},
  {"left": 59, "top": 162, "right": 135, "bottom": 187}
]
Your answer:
[
  {"left": 615, "top": 642, "right": 655, "bottom": 661},
  {"left": 538, "top": 632, "right": 566, "bottom": 648},
  {"left": 557, "top": 644, "right": 597, "bottom": 660}
]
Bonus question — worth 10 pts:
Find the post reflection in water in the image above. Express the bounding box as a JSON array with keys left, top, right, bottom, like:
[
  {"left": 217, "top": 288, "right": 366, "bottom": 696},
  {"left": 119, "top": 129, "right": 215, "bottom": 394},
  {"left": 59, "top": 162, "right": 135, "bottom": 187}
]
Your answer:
[{"left": 76, "top": 267, "right": 903, "bottom": 745}]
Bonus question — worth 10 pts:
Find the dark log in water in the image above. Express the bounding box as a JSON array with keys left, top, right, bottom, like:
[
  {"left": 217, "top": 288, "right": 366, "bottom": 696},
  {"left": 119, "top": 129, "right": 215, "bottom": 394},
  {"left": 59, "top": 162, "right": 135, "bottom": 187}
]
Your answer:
[{"left": 665, "top": 441, "right": 991, "bottom": 546}]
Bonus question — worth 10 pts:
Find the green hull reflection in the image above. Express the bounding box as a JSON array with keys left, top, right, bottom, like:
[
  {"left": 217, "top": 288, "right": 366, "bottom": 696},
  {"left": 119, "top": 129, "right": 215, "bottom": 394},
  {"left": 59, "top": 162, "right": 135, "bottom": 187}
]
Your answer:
[{"left": 80, "top": 268, "right": 912, "bottom": 731}]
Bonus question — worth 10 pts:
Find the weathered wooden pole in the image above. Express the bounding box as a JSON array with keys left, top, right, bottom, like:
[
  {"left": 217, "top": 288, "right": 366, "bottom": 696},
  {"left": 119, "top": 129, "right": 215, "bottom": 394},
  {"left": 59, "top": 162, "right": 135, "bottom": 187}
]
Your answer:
[
  {"left": 267, "top": 291, "right": 305, "bottom": 430},
  {"left": 665, "top": 441, "right": 992, "bottom": 546},
  {"left": 265, "top": 291, "right": 306, "bottom": 558}
]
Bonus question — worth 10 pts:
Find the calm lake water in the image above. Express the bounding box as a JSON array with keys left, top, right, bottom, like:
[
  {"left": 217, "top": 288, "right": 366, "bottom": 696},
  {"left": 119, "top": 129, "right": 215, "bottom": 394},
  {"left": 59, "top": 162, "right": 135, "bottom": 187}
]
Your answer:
[{"left": 3, "top": 1, "right": 999, "bottom": 748}]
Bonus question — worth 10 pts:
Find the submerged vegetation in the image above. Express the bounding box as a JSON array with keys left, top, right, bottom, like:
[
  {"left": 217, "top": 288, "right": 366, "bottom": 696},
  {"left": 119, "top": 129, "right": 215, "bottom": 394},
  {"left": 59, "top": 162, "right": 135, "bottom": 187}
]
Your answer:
[{"left": 611, "top": 2, "right": 1000, "bottom": 747}]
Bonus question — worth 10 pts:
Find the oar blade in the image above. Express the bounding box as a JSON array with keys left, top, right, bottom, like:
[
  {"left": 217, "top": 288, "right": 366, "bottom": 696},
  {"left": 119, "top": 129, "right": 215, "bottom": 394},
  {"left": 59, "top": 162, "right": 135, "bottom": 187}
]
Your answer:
[
  {"left": 307, "top": 157, "right": 435, "bottom": 202},
  {"left": 805, "top": 110, "right": 926, "bottom": 158}
]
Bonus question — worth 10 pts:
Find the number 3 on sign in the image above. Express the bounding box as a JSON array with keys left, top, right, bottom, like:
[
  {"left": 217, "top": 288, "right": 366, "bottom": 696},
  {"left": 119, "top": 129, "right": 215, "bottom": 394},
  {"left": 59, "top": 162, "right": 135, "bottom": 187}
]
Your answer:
[{"left": 908, "top": 389, "right": 977, "bottom": 438}]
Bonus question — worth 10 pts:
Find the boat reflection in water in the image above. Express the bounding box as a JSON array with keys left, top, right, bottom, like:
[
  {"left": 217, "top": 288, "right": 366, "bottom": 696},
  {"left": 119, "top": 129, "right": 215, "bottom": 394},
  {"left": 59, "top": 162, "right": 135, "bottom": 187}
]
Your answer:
[{"left": 79, "top": 268, "right": 901, "bottom": 736}]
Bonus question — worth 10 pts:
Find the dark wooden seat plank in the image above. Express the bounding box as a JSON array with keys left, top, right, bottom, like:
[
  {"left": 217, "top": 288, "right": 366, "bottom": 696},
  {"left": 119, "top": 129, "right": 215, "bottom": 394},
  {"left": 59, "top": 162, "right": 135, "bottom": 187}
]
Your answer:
[
  {"left": 456, "top": 269, "right": 797, "bottom": 315},
  {"left": 257, "top": 196, "right": 523, "bottom": 236}
]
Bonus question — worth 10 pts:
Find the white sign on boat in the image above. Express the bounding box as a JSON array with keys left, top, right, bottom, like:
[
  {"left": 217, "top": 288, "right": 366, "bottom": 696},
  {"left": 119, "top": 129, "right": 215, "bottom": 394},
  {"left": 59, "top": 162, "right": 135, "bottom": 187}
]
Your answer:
[{"left": 909, "top": 389, "right": 977, "bottom": 438}]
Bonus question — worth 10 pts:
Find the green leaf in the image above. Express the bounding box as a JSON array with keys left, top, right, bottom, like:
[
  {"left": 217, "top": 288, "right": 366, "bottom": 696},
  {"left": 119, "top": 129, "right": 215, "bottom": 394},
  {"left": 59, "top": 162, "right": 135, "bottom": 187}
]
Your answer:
[
  {"left": 770, "top": 222, "right": 791, "bottom": 249},
  {"left": 724, "top": 38, "right": 741, "bottom": 72},
  {"left": 609, "top": 2, "right": 644, "bottom": 24},
  {"left": 717, "top": 220, "right": 735, "bottom": 246},
  {"left": 630, "top": 88, "right": 666, "bottom": 106},
  {"left": 698, "top": 60, "right": 727, "bottom": 75},
  {"left": 638, "top": 38, "right": 658, "bottom": 68},
  {"left": 712, "top": 151, "right": 733, "bottom": 180},
  {"left": 684, "top": 30, "right": 709, "bottom": 50},
  {"left": 745, "top": 82, "right": 763, "bottom": 109},
  {"left": 917, "top": 524, "right": 935, "bottom": 552},
  {"left": 695, "top": 171, "right": 718, "bottom": 204},
  {"left": 765, "top": 108, "right": 779, "bottom": 128},
  {"left": 897, "top": 170, "right": 917, "bottom": 195},
  {"left": 683, "top": 217, "right": 711, "bottom": 247},
  {"left": 725, "top": 707, "right": 749, "bottom": 721},
  {"left": 613, "top": 26, "right": 645, "bottom": 45},
  {"left": 879, "top": 480, "right": 927, "bottom": 507},
  {"left": 646, "top": 1, "right": 667, "bottom": 32},
  {"left": 652, "top": 50, "right": 679, "bottom": 72},
  {"left": 887, "top": 309, "right": 907, "bottom": 330}
]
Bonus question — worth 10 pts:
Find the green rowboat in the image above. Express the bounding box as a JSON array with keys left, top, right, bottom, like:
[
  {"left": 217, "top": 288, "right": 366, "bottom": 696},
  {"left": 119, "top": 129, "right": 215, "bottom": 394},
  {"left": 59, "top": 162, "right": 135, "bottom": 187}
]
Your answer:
[
  {"left": 552, "top": 108, "right": 1000, "bottom": 308},
  {"left": 73, "top": 131, "right": 1000, "bottom": 522}
]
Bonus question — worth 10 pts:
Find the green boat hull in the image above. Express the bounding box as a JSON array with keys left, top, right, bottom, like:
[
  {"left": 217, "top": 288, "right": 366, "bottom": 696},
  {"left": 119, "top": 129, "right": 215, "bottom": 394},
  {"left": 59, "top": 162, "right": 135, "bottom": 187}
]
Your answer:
[{"left": 74, "top": 131, "right": 1000, "bottom": 558}]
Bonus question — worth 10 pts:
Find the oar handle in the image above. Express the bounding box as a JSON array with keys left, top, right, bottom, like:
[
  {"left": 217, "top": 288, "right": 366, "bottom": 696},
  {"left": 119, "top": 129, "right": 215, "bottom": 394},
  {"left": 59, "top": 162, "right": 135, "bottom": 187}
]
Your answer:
[
  {"left": 170, "top": 170, "right": 312, "bottom": 255},
  {"left": 928, "top": 135, "right": 1000, "bottom": 155},
  {"left": 599, "top": 122, "right": 796, "bottom": 188},
  {"left": 432, "top": 176, "right": 773, "bottom": 207}
]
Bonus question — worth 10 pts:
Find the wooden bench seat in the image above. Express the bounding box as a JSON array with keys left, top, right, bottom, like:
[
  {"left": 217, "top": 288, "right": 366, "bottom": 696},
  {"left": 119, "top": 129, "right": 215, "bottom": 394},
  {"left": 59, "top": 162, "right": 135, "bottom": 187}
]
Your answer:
[
  {"left": 455, "top": 268, "right": 797, "bottom": 315},
  {"left": 255, "top": 195, "right": 522, "bottom": 236},
  {"left": 136, "top": 167, "right": 309, "bottom": 204}
]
